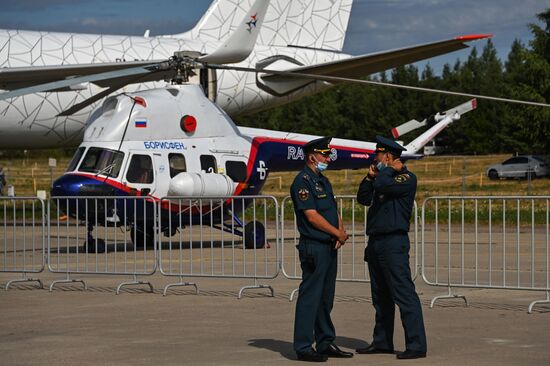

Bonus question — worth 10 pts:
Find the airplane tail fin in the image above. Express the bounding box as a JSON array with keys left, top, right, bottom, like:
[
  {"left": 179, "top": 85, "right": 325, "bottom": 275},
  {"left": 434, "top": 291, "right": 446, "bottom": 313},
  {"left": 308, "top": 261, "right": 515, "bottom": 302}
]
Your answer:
[
  {"left": 173, "top": 0, "right": 354, "bottom": 52},
  {"left": 404, "top": 99, "right": 477, "bottom": 154}
]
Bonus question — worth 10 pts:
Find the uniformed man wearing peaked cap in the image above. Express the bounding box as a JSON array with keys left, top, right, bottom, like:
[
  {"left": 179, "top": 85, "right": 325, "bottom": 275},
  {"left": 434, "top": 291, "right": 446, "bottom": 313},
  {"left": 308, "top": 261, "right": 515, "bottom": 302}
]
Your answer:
[
  {"left": 290, "top": 136, "right": 354, "bottom": 362},
  {"left": 356, "top": 135, "right": 427, "bottom": 360}
]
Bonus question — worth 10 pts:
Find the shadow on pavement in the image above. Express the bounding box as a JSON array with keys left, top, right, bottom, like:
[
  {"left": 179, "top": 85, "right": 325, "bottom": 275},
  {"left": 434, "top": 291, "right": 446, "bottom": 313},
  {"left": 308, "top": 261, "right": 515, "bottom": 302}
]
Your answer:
[
  {"left": 248, "top": 339, "right": 296, "bottom": 360},
  {"left": 335, "top": 335, "right": 369, "bottom": 350},
  {"left": 248, "top": 336, "right": 368, "bottom": 359}
]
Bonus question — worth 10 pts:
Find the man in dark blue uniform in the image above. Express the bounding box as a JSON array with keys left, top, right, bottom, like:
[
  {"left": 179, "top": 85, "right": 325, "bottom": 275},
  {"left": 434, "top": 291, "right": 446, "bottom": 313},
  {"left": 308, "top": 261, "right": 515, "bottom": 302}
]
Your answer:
[
  {"left": 291, "top": 136, "right": 354, "bottom": 362},
  {"left": 356, "top": 136, "right": 427, "bottom": 360}
]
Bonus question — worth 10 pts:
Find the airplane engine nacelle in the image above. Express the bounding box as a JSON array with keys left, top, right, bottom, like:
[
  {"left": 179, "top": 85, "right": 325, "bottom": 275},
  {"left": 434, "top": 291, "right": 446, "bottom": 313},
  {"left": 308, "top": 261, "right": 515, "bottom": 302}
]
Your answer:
[{"left": 168, "top": 172, "right": 235, "bottom": 197}]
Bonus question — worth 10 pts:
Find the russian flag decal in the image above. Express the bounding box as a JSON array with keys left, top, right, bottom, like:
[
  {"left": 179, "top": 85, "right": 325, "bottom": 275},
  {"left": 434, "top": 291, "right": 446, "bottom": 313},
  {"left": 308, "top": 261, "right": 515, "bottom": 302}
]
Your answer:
[{"left": 135, "top": 119, "right": 147, "bottom": 128}]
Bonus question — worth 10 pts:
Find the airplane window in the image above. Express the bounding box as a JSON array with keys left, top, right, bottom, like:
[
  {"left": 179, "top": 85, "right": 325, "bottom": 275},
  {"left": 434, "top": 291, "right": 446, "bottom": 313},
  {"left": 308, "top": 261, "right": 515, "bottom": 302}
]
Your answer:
[
  {"left": 225, "top": 161, "right": 247, "bottom": 183},
  {"left": 66, "top": 147, "right": 86, "bottom": 172},
  {"left": 126, "top": 155, "right": 154, "bottom": 184},
  {"left": 200, "top": 155, "right": 217, "bottom": 173},
  {"left": 169, "top": 153, "right": 187, "bottom": 178},
  {"left": 78, "top": 147, "right": 124, "bottom": 178}
]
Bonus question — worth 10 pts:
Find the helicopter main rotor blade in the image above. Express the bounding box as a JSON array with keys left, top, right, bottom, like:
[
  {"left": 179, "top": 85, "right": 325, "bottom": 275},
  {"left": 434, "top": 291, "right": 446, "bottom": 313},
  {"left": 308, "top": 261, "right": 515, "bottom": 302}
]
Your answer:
[
  {"left": 206, "top": 64, "right": 550, "bottom": 108},
  {"left": 0, "top": 64, "right": 158, "bottom": 101},
  {"left": 56, "top": 70, "right": 164, "bottom": 116},
  {"left": 57, "top": 81, "right": 131, "bottom": 117}
]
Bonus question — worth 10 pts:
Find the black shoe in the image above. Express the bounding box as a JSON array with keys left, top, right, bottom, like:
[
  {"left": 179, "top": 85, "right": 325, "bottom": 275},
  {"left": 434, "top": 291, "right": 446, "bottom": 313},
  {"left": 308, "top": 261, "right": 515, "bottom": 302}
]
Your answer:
[
  {"left": 296, "top": 349, "right": 328, "bottom": 362},
  {"left": 396, "top": 350, "right": 427, "bottom": 360},
  {"left": 318, "top": 344, "right": 354, "bottom": 358},
  {"left": 356, "top": 344, "right": 394, "bottom": 354}
]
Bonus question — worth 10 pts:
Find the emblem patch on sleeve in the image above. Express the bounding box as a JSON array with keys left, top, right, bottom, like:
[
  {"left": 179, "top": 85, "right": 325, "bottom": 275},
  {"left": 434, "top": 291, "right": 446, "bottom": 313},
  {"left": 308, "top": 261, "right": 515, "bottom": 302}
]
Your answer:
[
  {"left": 395, "top": 174, "right": 410, "bottom": 183},
  {"left": 298, "top": 188, "right": 309, "bottom": 201}
]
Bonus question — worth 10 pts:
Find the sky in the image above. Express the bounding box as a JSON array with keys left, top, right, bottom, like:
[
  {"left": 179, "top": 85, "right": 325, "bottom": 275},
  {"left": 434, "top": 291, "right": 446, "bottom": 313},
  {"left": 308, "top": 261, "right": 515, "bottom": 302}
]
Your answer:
[{"left": 0, "top": 0, "right": 547, "bottom": 75}]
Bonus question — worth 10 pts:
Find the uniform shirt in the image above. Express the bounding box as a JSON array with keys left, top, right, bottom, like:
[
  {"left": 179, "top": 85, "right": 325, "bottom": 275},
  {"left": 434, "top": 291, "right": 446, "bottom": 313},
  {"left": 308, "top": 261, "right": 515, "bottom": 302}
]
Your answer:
[
  {"left": 356, "top": 166, "right": 417, "bottom": 235},
  {"left": 290, "top": 166, "right": 339, "bottom": 243}
]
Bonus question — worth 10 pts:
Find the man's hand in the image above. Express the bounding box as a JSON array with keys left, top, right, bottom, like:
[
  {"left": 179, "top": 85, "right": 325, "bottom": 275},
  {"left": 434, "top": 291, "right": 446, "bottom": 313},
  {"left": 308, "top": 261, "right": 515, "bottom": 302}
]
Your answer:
[
  {"left": 336, "top": 229, "right": 349, "bottom": 244},
  {"left": 389, "top": 158, "right": 404, "bottom": 172},
  {"left": 335, "top": 240, "right": 344, "bottom": 250},
  {"left": 367, "top": 164, "right": 378, "bottom": 179}
]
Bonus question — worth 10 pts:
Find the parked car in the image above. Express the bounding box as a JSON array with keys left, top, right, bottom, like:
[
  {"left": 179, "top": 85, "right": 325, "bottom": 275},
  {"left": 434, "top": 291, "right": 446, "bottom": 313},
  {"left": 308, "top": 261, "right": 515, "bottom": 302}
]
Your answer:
[{"left": 486, "top": 155, "right": 548, "bottom": 180}]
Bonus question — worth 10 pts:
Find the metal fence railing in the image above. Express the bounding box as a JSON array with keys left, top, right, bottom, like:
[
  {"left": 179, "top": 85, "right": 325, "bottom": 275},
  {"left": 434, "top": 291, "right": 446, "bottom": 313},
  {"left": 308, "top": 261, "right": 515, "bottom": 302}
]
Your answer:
[
  {"left": 281, "top": 195, "right": 419, "bottom": 301},
  {"left": 48, "top": 196, "right": 157, "bottom": 294},
  {"left": 1, "top": 197, "right": 46, "bottom": 290},
  {"left": 421, "top": 196, "right": 550, "bottom": 313},
  {"left": 157, "top": 196, "right": 280, "bottom": 298},
  {"left": 2, "top": 193, "right": 550, "bottom": 314}
]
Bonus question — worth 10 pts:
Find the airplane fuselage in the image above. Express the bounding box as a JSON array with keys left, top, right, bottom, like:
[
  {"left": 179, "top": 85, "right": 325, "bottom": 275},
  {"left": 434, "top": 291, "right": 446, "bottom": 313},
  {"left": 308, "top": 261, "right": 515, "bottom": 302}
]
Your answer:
[{"left": 0, "top": 29, "right": 348, "bottom": 148}]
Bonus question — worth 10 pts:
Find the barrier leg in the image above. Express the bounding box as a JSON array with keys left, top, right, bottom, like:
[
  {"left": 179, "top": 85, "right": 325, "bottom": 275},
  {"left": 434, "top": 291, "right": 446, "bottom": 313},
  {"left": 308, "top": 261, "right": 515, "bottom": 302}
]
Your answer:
[
  {"left": 238, "top": 278, "right": 274, "bottom": 299},
  {"left": 412, "top": 265, "right": 420, "bottom": 282},
  {"left": 163, "top": 276, "right": 199, "bottom": 296},
  {"left": 5, "top": 273, "right": 44, "bottom": 290},
  {"left": 49, "top": 274, "right": 87, "bottom": 292},
  {"left": 289, "top": 287, "right": 299, "bottom": 302},
  {"left": 430, "top": 286, "right": 468, "bottom": 308},
  {"left": 528, "top": 291, "right": 550, "bottom": 314},
  {"left": 116, "top": 275, "right": 154, "bottom": 295}
]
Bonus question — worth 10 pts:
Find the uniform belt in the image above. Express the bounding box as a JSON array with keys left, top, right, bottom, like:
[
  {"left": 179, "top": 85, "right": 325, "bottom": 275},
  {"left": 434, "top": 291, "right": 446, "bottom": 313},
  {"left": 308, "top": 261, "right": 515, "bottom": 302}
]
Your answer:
[
  {"left": 299, "top": 236, "right": 334, "bottom": 245},
  {"left": 368, "top": 230, "right": 408, "bottom": 238}
]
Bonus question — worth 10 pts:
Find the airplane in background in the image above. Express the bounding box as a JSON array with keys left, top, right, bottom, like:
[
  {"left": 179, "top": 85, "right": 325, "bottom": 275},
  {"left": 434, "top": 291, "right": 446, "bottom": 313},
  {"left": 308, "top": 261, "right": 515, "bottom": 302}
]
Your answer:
[{"left": 0, "top": 0, "right": 491, "bottom": 149}]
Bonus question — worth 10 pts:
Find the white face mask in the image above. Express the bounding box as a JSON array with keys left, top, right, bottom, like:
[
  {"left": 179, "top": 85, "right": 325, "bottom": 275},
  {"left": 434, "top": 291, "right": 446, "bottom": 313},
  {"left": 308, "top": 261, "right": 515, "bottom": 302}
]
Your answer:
[
  {"left": 376, "top": 161, "right": 387, "bottom": 171},
  {"left": 376, "top": 153, "right": 389, "bottom": 171},
  {"left": 312, "top": 156, "right": 329, "bottom": 172}
]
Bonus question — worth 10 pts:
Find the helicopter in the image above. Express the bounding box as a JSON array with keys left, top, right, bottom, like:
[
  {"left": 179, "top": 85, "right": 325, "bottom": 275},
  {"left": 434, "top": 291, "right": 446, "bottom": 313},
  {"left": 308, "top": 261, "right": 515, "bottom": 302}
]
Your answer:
[{"left": 50, "top": 75, "right": 477, "bottom": 250}]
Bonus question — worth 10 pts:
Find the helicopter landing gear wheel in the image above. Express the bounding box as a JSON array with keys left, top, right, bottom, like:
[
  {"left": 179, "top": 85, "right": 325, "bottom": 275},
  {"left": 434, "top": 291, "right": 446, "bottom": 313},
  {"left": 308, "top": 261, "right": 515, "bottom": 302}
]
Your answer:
[
  {"left": 243, "top": 221, "right": 266, "bottom": 249},
  {"left": 130, "top": 225, "right": 155, "bottom": 249},
  {"left": 84, "top": 225, "right": 106, "bottom": 253}
]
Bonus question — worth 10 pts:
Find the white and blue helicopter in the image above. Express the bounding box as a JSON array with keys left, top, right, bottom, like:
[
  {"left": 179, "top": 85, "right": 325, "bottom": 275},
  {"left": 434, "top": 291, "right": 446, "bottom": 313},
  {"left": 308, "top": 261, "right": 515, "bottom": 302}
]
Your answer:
[{"left": 49, "top": 54, "right": 477, "bottom": 250}]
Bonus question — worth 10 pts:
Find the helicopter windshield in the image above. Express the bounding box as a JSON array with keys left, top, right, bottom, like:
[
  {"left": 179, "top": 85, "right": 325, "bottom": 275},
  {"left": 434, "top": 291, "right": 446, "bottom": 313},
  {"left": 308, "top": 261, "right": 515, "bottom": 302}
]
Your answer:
[{"left": 78, "top": 147, "right": 124, "bottom": 178}]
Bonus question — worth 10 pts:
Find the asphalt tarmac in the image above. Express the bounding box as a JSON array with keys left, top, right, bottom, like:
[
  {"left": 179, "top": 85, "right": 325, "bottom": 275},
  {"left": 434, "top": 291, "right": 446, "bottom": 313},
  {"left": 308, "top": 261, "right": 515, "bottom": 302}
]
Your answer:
[{"left": 1, "top": 273, "right": 549, "bottom": 366}]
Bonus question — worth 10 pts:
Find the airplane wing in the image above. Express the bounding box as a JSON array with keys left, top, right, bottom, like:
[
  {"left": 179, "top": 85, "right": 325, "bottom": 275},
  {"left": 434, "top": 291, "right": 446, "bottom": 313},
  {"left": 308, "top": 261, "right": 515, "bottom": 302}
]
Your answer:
[{"left": 261, "top": 34, "right": 492, "bottom": 81}]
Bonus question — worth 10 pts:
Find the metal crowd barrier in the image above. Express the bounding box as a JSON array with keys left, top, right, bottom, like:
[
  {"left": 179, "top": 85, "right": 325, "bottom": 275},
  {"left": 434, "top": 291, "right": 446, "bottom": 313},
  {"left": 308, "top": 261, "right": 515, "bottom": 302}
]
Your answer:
[
  {"left": 157, "top": 196, "right": 280, "bottom": 298},
  {"left": 281, "top": 195, "right": 419, "bottom": 301},
  {"left": 421, "top": 196, "right": 550, "bottom": 313},
  {"left": 1, "top": 197, "right": 46, "bottom": 290},
  {"left": 48, "top": 196, "right": 157, "bottom": 294}
]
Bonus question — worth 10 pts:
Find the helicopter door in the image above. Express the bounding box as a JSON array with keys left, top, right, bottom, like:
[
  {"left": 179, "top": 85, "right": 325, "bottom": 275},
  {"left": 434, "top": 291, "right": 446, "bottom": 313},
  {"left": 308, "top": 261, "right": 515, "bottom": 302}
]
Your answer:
[
  {"left": 222, "top": 156, "right": 249, "bottom": 184},
  {"left": 124, "top": 151, "right": 157, "bottom": 196}
]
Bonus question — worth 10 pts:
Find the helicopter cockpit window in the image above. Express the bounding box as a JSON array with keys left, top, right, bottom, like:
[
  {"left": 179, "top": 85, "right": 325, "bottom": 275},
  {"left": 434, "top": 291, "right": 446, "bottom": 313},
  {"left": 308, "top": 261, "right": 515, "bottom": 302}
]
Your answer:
[
  {"left": 225, "top": 161, "right": 247, "bottom": 183},
  {"left": 200, "top": 155, "right": 217, "bottom": 173},
  {"left": 66, "top": 147, "right": 86, "bottom": 172},
  {"left": 169, "top": 153, "right": 187, "bottom": 178},
  {"left": 78, "top": 147, "right": 124, "bottom": 178},
  {"left": 126, "top": 155, "right": 154, "bottom": 184}
]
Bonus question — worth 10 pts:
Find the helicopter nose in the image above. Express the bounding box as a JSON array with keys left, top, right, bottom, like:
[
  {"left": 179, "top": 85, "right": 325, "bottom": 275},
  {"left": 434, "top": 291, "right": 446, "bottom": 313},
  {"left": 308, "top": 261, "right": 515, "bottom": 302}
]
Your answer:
[
  {"left": 51, "top": 174, "right": 83, "bottom": 197},
  {"left": 51, "top": 174, "right": 118, "bottom": 197}
]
